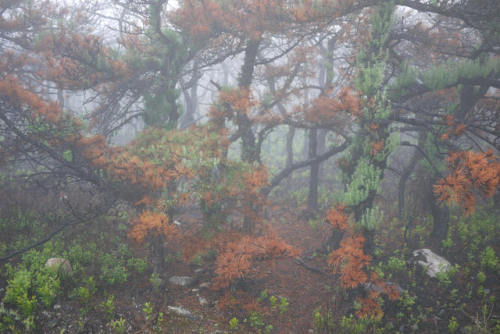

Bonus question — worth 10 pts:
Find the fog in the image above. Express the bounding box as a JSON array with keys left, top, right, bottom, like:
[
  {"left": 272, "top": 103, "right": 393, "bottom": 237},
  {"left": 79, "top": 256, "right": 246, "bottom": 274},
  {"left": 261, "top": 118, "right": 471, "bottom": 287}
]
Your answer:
[{"left": 0, "top": 0, "right": 498, "bottom": 332}]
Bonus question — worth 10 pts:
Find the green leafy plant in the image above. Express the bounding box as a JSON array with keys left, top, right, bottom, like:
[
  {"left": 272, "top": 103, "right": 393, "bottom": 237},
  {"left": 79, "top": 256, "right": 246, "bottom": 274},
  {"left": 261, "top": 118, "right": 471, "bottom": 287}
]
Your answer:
[
  {"left": 66, "top": 243, "right": 96, "bottom": 273},
  {"left": 480, "top": 246, "right": 499, "bottom": 271},
  {"left": 127, "top": 257, "right": 147, "bottom": 273},
  {"left": 34, "top": 269, "right": 60, "bottom": 307},
  {"left": 436, "top": 270, "right": 452, "bottom": 287},
  {"left": 448, "top": 316, "right": 459, "bottom": 333},
  {"left": 269, "top": 295, "right": 277, "bottom": 308},
  {"left": 99, "top": 254, "right": 129, "bottom": 285},
  {"left": 149, "top": 273, "right": 163, "bottom": 292},
  {"left": 0, "top": 303, "right": 20, "bottom": 333},
  {"left": 477, "top": 271, "right": 486, "bottom": 284},
  {"left": 248, "top": 311, "right": 266, "bottom": 330},
  {"left": 278, "top": 297, "right": 289, "bottom": 314},
  {"left": 386, "top": 255, "right": 406, "bottom": 275},
  {"left": 229, "top": 317, "right": 239, "bottom": 330},
  {"left": 265, "top": 324, "right": 274, "bottom": 333},
  {"left": 109, "top": 317, "right": 126, "bottom": 334},
  {"left": 100, "top": 294, "right": 115, "bottom": 320},
  {"left": 3, "top": 268, "right": 38, "bottom": 318},
  {"left": 72, "top": 276, "right": 96, "bottom": 306},
  {"left": 143, "top": 302, "right": 153, "bottom": 321},
  {"left": 258, "top": 290, "right": 268, "bottom": 303},
  {"left": 313, "top": 307, "right": 334, "bottom": 333},
  {"left": 156, "top": 311, "right": 164, "bottom": 328}
]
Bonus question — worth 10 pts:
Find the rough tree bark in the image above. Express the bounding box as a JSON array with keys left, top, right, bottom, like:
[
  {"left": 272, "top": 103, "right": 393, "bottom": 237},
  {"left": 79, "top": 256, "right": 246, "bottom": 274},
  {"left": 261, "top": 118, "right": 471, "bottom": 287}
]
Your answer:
[
  {"left": 285, "top": 126, "right": 296, "bottom": 190},
  {"left": 238, "top": 39, "right": 261, "bottom": 233},
  {"left": 307, "top": 128, "right": 319, "bottom": 212}
]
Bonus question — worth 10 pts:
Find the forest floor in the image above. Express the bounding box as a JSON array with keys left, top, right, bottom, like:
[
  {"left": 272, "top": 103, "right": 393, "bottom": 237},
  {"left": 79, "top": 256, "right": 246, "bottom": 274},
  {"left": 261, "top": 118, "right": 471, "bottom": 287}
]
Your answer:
[
  {"left": 3, "top": 198, "right": 499, "bottom": 333},
  {"left": 154, "top": 202, "right": 337, "bottom": 333},
  {"left": 19, "top": 201, "right": 339, "bottom": 333}
]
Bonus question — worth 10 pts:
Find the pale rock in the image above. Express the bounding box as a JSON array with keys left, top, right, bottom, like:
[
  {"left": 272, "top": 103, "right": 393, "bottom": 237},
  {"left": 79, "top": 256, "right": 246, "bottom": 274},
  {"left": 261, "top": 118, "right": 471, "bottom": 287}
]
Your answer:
[
  {"left": 199, "top": 282, "right": 211, "bottom": 289},
  {"left": 168, "top": 276, "right": 194, "bottom": 287},
  {"left": 167, "top": 306, "right": 198, "bottom": 320},
  {"left": 413, "top": 249, "right": 451, "bottom": 278},
  {"left": 45, "top": 258, "right": 72, "bottom": 274}
]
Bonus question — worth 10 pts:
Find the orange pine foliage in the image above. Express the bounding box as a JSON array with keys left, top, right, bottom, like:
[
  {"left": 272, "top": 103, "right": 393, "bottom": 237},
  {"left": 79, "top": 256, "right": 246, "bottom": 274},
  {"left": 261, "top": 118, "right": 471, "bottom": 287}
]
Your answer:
[
  {"left": 213, "top": 234, "right": 300, "bottom": 289},
  {"left": 370, "top": 140, "right": 384, "bottom": 156},
  {"left": 221, "top": 89, "right": 254, "bottom": 113},
  {"left": 0, "top": 76, "right": 66, "bottom": 125},
  {"left": 355, "top": 291, "right": 384, "bottom": 319},
  {"left": 303, "top": 87, "right": 361, "bottom": 123},
  {"left": 326, "top": 204, "right": 349, "bottom": 231},
  {"left": 217, "top": 291, "right": 264, "bottom": 315},
  {"left": 369, "top": 271, "right": 400, "bottom": 301},
  {"left": 434, "top": 150, "right": 500, "bottom": 215},
  {"left": 328, "top": 234, "right": 371, "bottom": 288},
  {"left": 384, "top": 283, "right": 401, "bottom": 301},
  {"left": 243, "top": 165, "right": 269, "bottom": 192},
  {"left": 368, "top": 123, "right": 379, "bottom": 132},
  {"left": 174, "top": 0, "right": 359, "bottom": 41},
  {"left": 210, "top": 88, "right": 256, "bottom": 126},
  {"left": 128, "top": 211, "right": 178, "bottom": 243},
  {"left": 440, "top": 114, "right": 468, "bottom": 141},
  {"left": 134, "top": 196, "right": 158, "bottom": 208},
  {"left": 37, "top": 32, "right": 130, "bottom": 89},
  {"left": 326, "top": 203, "right": 399, "bottom": 317}
]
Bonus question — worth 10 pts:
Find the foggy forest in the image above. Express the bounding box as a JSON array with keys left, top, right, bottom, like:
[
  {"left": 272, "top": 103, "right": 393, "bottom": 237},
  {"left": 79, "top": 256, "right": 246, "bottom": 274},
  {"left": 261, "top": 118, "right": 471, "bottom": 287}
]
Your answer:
[{"left": 0, "top": 0, "right": 499, "bottom": 333}]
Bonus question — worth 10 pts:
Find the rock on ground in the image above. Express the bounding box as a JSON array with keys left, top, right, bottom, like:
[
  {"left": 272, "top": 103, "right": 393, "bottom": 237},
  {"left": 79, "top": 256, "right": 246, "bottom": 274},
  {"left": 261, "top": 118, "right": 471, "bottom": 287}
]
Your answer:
[
  {"left": 45, "top": 258, "right": 72, "bottom": 274},
  {"left": 412, "top": 248, "right": 451, "bottom": 278},
  {"left": 168, "top": 276, "right": 194, "bottom": 287},
  {"left": 167, "top": 306, "right": 198, "bottom": 320}
]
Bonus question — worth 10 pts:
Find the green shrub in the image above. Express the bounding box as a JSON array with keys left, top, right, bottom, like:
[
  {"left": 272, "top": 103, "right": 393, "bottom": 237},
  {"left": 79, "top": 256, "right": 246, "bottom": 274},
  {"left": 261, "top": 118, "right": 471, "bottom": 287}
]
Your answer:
[
  {"left": 0, "top": 303, "right": 20, "bottom": 333},
  {"left": 34, "top": 269, "right": 60, "bottom": 307},
  {"left": 3, "top": 268, "right": 38, "bottom": 318},
  {"left": 127, "top": 257, "right": 147, "bottom": 273},
  {"left": 72, "top": 276, "right": 96, "bottom": 305},
  {"left": 143, "top": 302, "right": 153, "bottom": 321},
  {"left": 229, "top": 317, "right": 239, "bottom": 330},
  {"left": 313, "top": 307, "right": 334, "bottom": 333},
  {"left": 269, "top": 295, "right": 277, "bottom": 308},
  {"left": 109, "top": 317, "right": 126, "bottom": 334},
  {"left": 248, "top": 311, "right": 265, "bottom": 329},
  {"left": 100, "top": 295, "right": 115, "bottom": 320},
  {"left": 258, "top": 290, "right": 268, "bottom": 303},
  {"left": 100, "top": 254, "right": 129, "bottom": 285},
  {"left": 480, "top": 246, "right": 499, "bottom": 271},
  {"left": 149, "top": 273, "right": 163, "bottom": 292},
  {"left": 67, "top": 243, "right": 95, "bottom": 268},
  {"left": 448, "top": 316, "right": 459, "bottom": 333},
  {"left": 278, "top": 297, "right": 289, "bottom": 314}
]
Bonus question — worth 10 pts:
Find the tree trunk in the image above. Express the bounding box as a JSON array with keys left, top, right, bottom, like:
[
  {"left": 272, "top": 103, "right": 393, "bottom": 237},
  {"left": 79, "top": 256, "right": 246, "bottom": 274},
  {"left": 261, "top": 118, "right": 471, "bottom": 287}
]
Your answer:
[
  {"left": 430, "top": 190, "right": 450, "bottom": 250},
  {"left": 285, "top": 126, "right": 295, "bottom": 190},
  {"left": 307, "top": 128, "right": 319, "bottom": 212},
  {"left": 151, "top": 234, "right": 164, "bottom": 274},
  {"left": 238, "top": 39, "right": 261, "bottom": 232},
  {"left": 399, "top": 133, "right": 424, "bottom": 221},
  {"left": 180, "top": 61, "right": 200, "bottom": 129},
  {"left": 238, "top": 39, "right": 260, "bottom": 163},
  {"left": 317, "top": 129, "right": 327, "bottom": 184}
]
